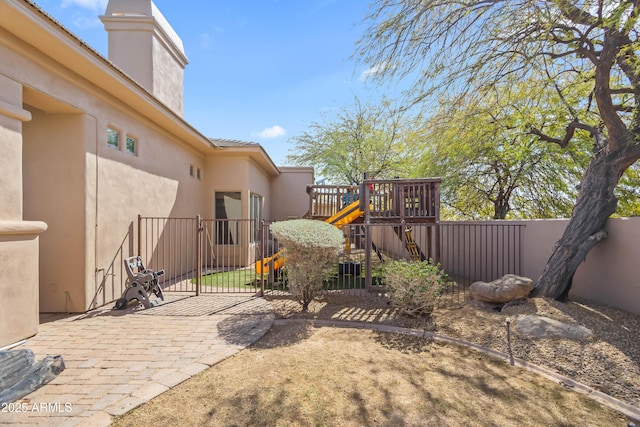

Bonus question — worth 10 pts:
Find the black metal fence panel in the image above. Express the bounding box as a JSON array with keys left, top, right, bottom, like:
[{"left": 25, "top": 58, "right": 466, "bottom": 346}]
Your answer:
[
  {"left": 199, "top": 218, "right": 261, "bottom": 294},
  {"left": 439, "top": 222, "right": 524, "bottom": 285},
  {"left": 128, "top": 216, "right": 524, "bottom": 307}
]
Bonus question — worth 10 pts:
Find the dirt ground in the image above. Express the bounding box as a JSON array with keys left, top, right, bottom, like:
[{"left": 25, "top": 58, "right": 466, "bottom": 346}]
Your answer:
[{"left": 113, "top": 294, "right": 639, "bottom": 427}]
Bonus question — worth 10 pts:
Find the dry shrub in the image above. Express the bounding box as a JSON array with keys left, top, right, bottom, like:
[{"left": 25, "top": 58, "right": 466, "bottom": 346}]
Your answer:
[
  {"left": 383, "top": 260, "right": 450, "bottom": 317},
  {"left": 270, "top": 219, "right": 344, "bottom": 311}
]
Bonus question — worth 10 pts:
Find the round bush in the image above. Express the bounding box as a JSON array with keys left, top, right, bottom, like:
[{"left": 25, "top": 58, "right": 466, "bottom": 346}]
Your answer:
[
  {"left": 382, "top": 260, "right": 450, "bottom": 317},
  {"left": 270, "top": 219, "right": 344, "bottom": 248},
  {"left": 270, "top": 219, "right": 344, "bottom": 311}
]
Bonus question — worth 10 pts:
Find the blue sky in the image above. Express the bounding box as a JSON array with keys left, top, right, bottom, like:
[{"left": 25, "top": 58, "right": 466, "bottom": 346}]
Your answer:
[{"left": 31, "top": 0, "right": 399, "bottom": 166}]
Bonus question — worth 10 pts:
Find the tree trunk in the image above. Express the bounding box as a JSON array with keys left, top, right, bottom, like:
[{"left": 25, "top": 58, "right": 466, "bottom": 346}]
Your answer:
[
  {"left": 530, "top": 148, "right": 630, "bottom": 300},
  {"left": 493, "top": 198, "right": 509, "bottom": 219}
]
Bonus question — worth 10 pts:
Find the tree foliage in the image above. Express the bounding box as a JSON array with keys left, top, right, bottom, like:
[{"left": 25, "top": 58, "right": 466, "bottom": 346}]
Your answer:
[
  {"left": 357, "top": 0, "right": 640, "bottom": 299},
  {"left": 286, "top": 97, "right": 424, "bottom": 184},
  {"left": 615, "top": 163, "right": 640, "bottom": 216},
  {"left": 422, "top": 75, "right": 593, "bottom": 219}
]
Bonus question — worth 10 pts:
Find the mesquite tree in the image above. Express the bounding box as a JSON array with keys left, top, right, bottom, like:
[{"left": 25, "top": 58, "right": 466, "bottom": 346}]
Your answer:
[
  {"left": 287, "top": 96, "right": 425, "bottom": 185},
  {"left": 421, "top": 76, "right": 593, "bottom": 220},
  {"left": 357, "top": 0, "right": 640, "bottom": 300}
]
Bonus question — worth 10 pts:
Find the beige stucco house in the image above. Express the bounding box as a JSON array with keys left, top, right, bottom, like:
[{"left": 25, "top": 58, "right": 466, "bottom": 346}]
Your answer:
[{"left": 0, "top": 0, "right": 313, "bottom": 347}]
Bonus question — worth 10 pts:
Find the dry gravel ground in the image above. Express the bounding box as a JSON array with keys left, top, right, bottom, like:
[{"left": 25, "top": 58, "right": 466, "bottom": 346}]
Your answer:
[
  {"left": 113, "top": 293, "right": 640, "bottom": 426},
  {"left": 269, "top": 293, "right": 640, "bottom": 408}
]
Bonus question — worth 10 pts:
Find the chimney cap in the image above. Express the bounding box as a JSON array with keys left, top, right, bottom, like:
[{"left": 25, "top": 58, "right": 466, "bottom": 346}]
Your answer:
[{"left": 101, "top": 0, "right": 186, "bottom": 61}]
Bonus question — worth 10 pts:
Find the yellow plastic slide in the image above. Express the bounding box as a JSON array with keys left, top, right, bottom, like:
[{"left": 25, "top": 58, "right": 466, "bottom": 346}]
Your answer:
[
  {"left": 325, "top": 200, "right": 362, "bottom": 228},
  {"left": 256, "top": 201, "right": 364, "bottom": 274},
  {"left": 256, "top": 251, "right": 285, "bottom": 275}
]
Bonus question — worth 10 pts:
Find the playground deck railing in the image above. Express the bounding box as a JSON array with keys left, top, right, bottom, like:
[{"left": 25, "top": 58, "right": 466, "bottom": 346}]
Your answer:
[{"left": 306, "top": 178, "right": 441, "bottom": 223}]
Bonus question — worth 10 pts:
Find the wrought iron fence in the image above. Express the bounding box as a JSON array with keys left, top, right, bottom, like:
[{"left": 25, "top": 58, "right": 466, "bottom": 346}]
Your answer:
[
  {"left": 136, "top": 216, "right": 262, "bottom": 295},
  {"left": 137, "top": 216, "right": 199, "bottom": 292},
  {"left": 439, "top": 221, "right": 524, "bottom": 284},
  {"left": 438, "top": 221, "right": 524, "bottom": 304},
  {"left": 259, "top": 221, "right": 524, "bottom": 305},
  {"left": 199, "top": 218, "right": 261, "bottom": 293},
  {"left": 90, "top": 216, "right": 526, "bottom": 308}
]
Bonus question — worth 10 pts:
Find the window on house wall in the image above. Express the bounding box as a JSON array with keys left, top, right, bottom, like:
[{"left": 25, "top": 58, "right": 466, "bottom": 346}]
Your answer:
[
  {"left": 197, "top": 168, "right": 201, "bottom": 180},
  {"left": 250, "top": 193, "right": 263, "bottom": 243},
  {"left": 126, "top": 136, "right": 137, "bottom": 155},
  {"left": 107, "top": 127, "right": 119, "bottom": 149},
  {"left": 189, "top": 164, "right": 195, "bottom": 177},
  {"left": 215, "top": 192, "right": 242, "bottom": 244}
]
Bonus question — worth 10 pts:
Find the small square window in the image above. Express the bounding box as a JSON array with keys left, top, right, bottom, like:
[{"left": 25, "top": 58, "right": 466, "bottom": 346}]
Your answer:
[
  {"left": 197, "top": 168, "right": 201, "bottom": 180},
  {"left": 126, "top": 136, "right": 137, "bottom": 155},
  {"left": 189, "top": 165, "right": 194, "bottom": 177},
  {"left": 107, "top": 128, "right": 119, "bottom": 149}
]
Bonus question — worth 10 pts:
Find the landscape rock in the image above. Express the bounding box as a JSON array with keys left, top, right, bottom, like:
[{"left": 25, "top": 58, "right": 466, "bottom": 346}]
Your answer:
[
  {"left": 469, "top": 274, "right": 533, "bottom": 303},
  {"left": 515, "top": 314, "right": 593, "bottom": 340}
]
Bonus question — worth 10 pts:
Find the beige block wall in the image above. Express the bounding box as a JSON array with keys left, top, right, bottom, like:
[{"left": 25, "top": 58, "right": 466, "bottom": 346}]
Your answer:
[
  {"left": 0, "top": 230, "right": 44, "bottom": 347},
  {"left": 0, "top": 73, "right": 26, "bottom": 220},
  {"left": 518, "top": 219, "right": 568, "bottom": 281},
  {"left": 521, "top": 218, "right": 640, "bottom": 315},
  {"left": 270, "top": 166, "right": 314, "bottom": 220},
  {"left": 23, "top": 111, "right": 87, "bottom": 313},
  {"left": 0, "top": 72, "right": 47, "bottom": 347},
  {"left": 8, "top": 38, "right": 208, "bottom": 311}
]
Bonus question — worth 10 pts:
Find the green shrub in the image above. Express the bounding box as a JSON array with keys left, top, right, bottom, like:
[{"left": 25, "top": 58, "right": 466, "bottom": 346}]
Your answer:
[
  {"left": 270, "top": 219, "right": 344, "bottom": 311},
  {"left": 382, "top": 259, "right": 450, "bottom": 317}
]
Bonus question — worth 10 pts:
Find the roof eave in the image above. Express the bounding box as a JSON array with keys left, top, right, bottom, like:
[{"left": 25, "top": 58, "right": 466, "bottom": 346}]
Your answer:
[
  {"left": 3, "top": 0, "right": 213, "bottom": 154},
  {"left": 215, "top": 145, "right": 280, "bottom": 177}
]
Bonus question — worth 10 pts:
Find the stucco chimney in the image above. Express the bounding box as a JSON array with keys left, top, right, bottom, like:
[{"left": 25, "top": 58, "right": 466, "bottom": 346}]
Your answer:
[{"left": 100, "top": 0, "right": 188, "bottom": 116}]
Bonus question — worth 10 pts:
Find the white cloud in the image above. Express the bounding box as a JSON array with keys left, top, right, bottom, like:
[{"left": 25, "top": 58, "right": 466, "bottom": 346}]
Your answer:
[
  {"left": 61, "top": 0, "right": 108, "bottom": 10},
  {"left": 359, "top": 62, "right": 390, "bottom": 81},
  {"left": 256, "top": 125, "right": 286, "bottom": 139}
]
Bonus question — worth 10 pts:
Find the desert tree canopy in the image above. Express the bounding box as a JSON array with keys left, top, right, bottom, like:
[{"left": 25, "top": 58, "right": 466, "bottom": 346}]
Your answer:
[
  {"left": 286, "top": 97, "right": 425, "bottom": 184},
  {"left": 421, "top": 73, "right": 593, "bottom": 220},
  {"left": 356, "top": 0, "right": 640, "bottom": 300}
]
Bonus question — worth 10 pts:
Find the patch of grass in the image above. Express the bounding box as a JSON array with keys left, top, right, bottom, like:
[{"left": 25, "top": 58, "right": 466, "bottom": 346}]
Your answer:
[{"left": 190, "top": 270, "right": 260, "bottom": 289}]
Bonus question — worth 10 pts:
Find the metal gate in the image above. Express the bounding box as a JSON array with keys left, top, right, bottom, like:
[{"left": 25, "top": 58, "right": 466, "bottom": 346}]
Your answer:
[{"left": 138, "top": 215, "right": 263, "bottom": 294}]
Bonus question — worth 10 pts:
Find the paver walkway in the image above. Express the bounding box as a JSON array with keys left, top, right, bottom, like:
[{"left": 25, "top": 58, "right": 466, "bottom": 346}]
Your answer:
[{"left": 0, "top": 294, "right": 274, "bottom": 427}]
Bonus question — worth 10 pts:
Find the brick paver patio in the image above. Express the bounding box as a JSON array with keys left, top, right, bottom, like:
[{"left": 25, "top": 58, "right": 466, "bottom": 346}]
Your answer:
[{"left": 0, "top": 294, "right": 274, "bottom": 427}]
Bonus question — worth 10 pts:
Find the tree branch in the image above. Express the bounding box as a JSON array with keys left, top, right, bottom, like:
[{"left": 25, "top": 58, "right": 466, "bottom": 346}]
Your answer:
[{"left": 528, "top": 119, "right": 601, "bottom": 148}]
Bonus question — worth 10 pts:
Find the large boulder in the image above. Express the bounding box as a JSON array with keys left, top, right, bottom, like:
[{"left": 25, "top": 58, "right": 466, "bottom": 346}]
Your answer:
[
  {"left": 516, "top": 315, "right": 593, "bottom": 340},
  {"left": 469, "top": 274, "right": 533, "bottom": 304}
]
